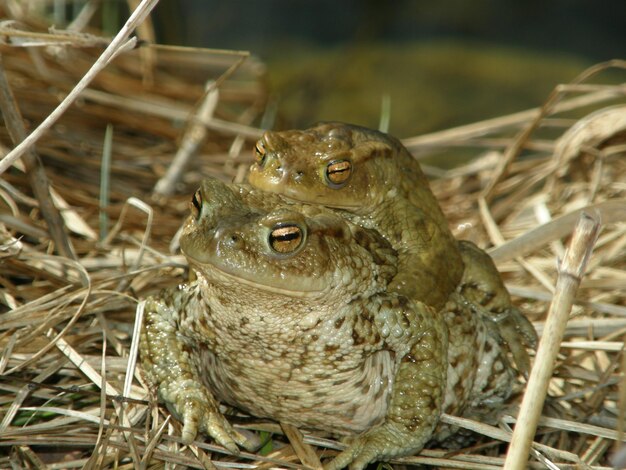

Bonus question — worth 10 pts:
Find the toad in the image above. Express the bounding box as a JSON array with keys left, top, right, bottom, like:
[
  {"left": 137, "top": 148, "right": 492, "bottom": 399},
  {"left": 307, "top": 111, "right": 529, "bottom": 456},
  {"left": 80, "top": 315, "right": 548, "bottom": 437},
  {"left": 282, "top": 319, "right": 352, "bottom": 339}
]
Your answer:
[
  {"left": 248, "top": 122, "right": 537, "bottom": 371},
  {"left": 140, "top": 177, "right": 449, "bottom": 469}
]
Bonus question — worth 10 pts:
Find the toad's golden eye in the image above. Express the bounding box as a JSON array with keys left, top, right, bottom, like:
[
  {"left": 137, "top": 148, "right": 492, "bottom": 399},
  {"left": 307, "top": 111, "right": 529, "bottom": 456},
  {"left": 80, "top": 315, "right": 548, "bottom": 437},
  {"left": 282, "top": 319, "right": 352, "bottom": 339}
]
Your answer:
[
  {"left": 269, "top": 224, "right": 304, "bottom": 254},
  {"left": 325, "top": 159, "right": 352, "bottom": 188},
  {"left": 190, "top": 189, "right": 202, "bottom": 219},
  {"left": 254, "top": 140, "right": 266, "bottom": 165}
]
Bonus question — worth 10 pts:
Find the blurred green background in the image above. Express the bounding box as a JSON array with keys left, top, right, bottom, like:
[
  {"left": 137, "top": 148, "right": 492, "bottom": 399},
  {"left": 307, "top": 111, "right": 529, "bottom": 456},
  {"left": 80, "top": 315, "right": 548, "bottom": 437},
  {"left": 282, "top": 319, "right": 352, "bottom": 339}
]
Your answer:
[{"left": 148, "top": 0, "right": 625, "bottom": 139}]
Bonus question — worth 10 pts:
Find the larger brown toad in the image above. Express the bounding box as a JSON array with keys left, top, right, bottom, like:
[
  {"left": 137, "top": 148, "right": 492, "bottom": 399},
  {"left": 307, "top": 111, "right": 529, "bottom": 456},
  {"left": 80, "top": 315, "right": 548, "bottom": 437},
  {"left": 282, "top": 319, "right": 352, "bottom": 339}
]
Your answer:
[
  {"left": 248, "top": 122, "right": 537, "bottom": 371},
  {"left": 235, "top": 181, "right": 519, "bottom": 428},
  {"left": 140, "top": 177, "right": 449, "bottom": 470}
]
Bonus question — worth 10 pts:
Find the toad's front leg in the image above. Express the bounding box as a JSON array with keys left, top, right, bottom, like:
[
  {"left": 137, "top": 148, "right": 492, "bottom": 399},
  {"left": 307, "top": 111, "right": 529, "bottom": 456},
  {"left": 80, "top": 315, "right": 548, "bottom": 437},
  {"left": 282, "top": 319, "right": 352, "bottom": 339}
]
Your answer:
[
  {"left": 325, "top": 299, "right": 448, "bottom": 470},
  {"left": 139, "top": 291, "right": 249, "bottom": 452}
]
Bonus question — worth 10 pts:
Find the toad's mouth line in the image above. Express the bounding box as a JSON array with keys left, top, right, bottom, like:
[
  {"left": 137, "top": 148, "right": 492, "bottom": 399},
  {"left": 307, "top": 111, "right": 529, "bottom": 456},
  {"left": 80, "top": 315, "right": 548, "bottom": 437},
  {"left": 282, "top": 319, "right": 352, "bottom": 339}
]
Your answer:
[
  {"left": 247, "top": 177, "right": 362, "bottom": 210},
  {"left": 282, "top": 193, "right": 362, "bottom": 210},
  {"left": 186, "top": 258, "right": 330, "bottom": 299}
]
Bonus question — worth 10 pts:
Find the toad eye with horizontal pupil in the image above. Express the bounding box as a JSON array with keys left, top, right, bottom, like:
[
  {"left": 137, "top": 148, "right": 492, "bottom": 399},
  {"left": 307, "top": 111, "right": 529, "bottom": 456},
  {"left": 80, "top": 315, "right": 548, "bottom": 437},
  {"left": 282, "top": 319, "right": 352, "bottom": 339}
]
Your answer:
[
  {"left": 269, "top": 224, "right": 304, "bottom": 254},
  {"left": 254, "top": 140, "right": 266, "bottom": 165},
  {"left": 325, "top": 159, "right": 352, "bottom": 187},
  {"left": 190, "top": 189, "right": 202, "bottom": 219}
]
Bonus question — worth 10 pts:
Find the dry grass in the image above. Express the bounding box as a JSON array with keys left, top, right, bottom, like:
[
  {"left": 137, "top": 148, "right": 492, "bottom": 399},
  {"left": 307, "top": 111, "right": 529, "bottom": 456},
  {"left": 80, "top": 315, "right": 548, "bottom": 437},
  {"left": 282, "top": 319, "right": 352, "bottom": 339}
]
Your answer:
[{"left": 1, "top": 4, "right": 625, "bottom": 470}]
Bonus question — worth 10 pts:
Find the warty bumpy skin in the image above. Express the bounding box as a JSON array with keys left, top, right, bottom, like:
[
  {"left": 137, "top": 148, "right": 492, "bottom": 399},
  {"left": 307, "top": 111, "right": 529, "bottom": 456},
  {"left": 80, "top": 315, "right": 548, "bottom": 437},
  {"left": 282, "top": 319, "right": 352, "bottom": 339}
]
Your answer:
[
  {"left": 140, "top": 177, "right": 449, "bottom": 469},
  {"left": 140, "top": 124, "right": 535, "bottom": 469},
  {"left": 248, "top": 122, "right": 537, "bottom": 374}
]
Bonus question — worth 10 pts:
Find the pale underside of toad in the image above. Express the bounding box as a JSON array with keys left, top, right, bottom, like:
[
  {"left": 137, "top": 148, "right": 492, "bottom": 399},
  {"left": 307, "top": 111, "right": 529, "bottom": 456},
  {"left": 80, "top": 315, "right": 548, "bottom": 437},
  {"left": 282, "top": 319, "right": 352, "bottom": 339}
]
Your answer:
[
  {"left": 247, "top": 122, "right": 537, "bottom": 372},
  {"left": 140, "top": 177, "right": 453, "bottom": 470}
]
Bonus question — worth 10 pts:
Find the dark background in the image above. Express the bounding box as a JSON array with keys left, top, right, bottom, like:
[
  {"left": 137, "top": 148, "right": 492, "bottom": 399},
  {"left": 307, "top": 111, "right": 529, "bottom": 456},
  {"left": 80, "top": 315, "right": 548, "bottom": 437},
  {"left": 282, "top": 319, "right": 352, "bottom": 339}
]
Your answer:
[
  {"left": 150, "top": 1, "right": 626, "bottom": 138},
  {"left": 155, "top": 1, "right": 626, "bottom": 61}
]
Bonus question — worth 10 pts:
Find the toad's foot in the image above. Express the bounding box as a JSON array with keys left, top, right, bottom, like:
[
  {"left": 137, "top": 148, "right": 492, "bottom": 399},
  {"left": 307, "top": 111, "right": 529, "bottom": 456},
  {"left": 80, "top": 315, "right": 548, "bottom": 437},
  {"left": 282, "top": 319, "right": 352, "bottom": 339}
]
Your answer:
[
  {"left": 159, "top": 378, "right": 250, "bottom": 452},
  {"left": 490, "top": 306, "right": 537, "bottom": 376},
  {"left": 324, "top": 422, "right": 428, "bottom": 470}
]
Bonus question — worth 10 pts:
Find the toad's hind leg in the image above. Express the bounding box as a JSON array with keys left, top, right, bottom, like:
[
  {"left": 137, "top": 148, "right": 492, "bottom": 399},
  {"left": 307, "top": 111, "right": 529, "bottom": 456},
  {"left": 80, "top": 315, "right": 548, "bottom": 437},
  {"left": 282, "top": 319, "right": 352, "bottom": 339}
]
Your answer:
[
  {"left": 458, "top": 240, "right": 537, "bottom": 374},
  {"left": 325, "top": 300, "right": 448, "bottom": 470}
]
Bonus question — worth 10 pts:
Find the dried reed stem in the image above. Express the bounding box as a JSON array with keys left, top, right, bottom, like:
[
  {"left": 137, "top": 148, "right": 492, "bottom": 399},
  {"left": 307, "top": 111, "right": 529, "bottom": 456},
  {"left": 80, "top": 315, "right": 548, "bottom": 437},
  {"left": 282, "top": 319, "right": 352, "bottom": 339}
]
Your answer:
[
  {"left": 482, "top": 60, "right": 626, "bottom": 200},
  {"left": 489, "top": 199, "right": 626, "bottom": 263},
  {"left": 153, "top": 53, "right": 250, "bottom": 196},
  {"left": 0, "top": 55, "right": 76, "bottom": 259},
  {"left": 402, "top": 90, "right": 623, "bottom": 152},
  {"left": 153, "top": 83, "right": 220, "bottom": 196},
  {"left": 504, "top": 212, "right": 601, "bottom": 469},
  {"left": 0, "top": 0, "right": 160, "bottom": 175},
  {"left": 281, "top": 423, "right": 323, "bottom": 469}
]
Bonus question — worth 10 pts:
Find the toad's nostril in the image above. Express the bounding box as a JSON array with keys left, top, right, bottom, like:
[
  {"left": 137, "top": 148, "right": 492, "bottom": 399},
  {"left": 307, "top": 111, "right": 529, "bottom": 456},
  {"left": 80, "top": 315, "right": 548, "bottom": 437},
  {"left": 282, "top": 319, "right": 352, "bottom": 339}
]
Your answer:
[
  {"left": 223, "top": 233, "right": 244, "bottom": 248},
  {"left": 214, "top": 227, "right": 243, "bottom": 248}
]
